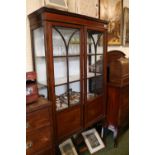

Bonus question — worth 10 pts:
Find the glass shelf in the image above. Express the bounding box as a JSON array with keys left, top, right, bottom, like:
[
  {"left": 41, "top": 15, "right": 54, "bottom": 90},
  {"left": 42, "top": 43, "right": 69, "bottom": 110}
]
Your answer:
[
  {"left": 55, "top": 75, "right": 80, "bottom": 86},
  {"left": 87, "top": 93, "right": 98, "bottom": 101},
  {"left": 37, "top": 82, "right": 47, "bottom": 89},
  {"left": 87, "top": 72, "right": 102, "bottom": 78},
  {"left": 87, "top": 53, "right": 103, "bottom": 56},
  {"left": 35, "top": 55, "right": 46, "bottom": 58},
  {"left": 54, "top": 73, "right": 102, "bottom": 86},
  {"left": 54, "top": 55, "right": 80, "bottom": 58}
]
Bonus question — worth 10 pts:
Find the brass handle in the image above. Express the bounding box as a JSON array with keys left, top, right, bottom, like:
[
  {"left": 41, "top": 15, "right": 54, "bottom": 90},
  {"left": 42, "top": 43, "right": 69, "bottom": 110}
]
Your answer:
[
  {"left": 26, "top": 122, "right": 30, "bottom": 129},
  {"left": 26, "top": 141, "right": 33, "bottom": 149}
]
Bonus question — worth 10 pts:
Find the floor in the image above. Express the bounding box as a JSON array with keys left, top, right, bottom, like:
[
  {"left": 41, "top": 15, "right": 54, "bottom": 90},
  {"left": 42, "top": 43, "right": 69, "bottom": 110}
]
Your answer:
[{"left": 82, "top": 129, "right": 129, "bottom": 155}]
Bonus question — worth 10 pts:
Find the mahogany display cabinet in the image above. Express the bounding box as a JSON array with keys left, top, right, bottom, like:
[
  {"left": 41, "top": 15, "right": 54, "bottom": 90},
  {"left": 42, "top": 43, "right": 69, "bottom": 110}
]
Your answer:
[{"left": 28, "top": 7, "right": 108, "bottom": 153}]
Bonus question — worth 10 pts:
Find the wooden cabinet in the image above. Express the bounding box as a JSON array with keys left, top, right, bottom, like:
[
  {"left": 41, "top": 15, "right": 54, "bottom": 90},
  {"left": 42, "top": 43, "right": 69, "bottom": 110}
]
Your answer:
[
  {"left": 28, "top": 7, "right": 108, "bottom": 150},
  {"left": 26, "top": 97, "right": 53, "bottom": 155},
  {"left": 107, "top": 84, "right": 129, "bottom": 128},
  {"left": 106, "top": 50, "right": 129, "bottom": 146},
  {"left": 67, "top": 0, "right": 99, "bottom": 18}
]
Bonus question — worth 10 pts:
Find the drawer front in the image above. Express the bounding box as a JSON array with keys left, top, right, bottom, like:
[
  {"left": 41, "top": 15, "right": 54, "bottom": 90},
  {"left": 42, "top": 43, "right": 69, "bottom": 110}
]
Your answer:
[
  {"left": 27, "top": 108, "right": 50, "bottom": 133},
  {"left": 26, "top": 127, "right": 52, "bottom": 155},
  {"left": 26, "top": 84, "right": 38, "bottom": 104}
]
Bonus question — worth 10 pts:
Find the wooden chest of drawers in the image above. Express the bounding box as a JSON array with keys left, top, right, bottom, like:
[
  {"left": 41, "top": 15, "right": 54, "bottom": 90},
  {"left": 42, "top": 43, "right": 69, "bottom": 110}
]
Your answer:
[{"left": 26, "top": 97, "right": 53, "bottom": 155}]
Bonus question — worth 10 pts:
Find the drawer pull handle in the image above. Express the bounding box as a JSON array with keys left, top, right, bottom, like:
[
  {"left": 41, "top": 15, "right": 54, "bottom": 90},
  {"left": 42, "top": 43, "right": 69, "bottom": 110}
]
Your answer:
[
  {"left": 26, "top": 141, "right": 33, "bottom": 149},
  {"left": 26, "top": 122, "right": 30, "bottom": 129}
]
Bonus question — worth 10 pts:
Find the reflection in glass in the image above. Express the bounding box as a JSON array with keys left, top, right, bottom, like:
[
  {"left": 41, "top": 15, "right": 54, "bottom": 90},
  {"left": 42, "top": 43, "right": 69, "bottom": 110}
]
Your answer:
[
  {"left": 88, "top": 55, "right": 103, "bottom": 74},
  {"left": 87, "top": 31, "right": 104, "bottom": 100}
]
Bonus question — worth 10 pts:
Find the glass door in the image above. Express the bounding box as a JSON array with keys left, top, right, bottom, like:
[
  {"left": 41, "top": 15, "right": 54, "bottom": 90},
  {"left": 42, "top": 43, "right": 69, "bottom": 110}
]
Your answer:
[
  {"left": 33, "top": 27, "right": 48, "bottom": 98},
  {"left": 86, "top": 30, "right": 104, "bottom": 101},
  {"left": 52, "top": 26, "right": 81, "bottom": 111}
]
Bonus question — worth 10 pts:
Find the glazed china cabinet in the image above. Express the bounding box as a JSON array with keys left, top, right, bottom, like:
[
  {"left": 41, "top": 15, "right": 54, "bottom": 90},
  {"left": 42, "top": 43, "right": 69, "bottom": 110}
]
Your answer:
[{"left": 29, "top": 7, "right": 108, "bottom": 152}]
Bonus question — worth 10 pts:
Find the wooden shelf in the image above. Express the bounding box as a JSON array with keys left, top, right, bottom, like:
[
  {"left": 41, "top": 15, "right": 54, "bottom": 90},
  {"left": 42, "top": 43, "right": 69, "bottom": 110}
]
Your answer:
[
  {"left": 87, "top": 53, "right": 103, "bottom": 56},
  {"left": 53, "top": 55, "right": 80, "bottom": 58},
  {"left": 37, "top": 73, "right": 102, "bottom": 87},
  {"left": 55, "top": 73, "right": 102, "bottom": 86}
]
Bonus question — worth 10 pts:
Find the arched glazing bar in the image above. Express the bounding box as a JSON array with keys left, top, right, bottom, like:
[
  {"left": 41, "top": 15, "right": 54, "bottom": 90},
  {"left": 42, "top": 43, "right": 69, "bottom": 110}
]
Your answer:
[
  {"left": 53, "top": 26, "right": 80, "bottom": 107},
  {"left": 87, "top": 31, "right": 104, "bottom": 97}
]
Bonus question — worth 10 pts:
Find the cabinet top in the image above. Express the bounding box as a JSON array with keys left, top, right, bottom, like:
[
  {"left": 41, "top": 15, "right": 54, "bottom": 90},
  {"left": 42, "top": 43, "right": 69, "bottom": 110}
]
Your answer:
[
  {"left": 28, "top": 7, "right": 108, "bottom": 27},
  {"left": 26, "top": 97, "right": 51, "bottom": 113}
]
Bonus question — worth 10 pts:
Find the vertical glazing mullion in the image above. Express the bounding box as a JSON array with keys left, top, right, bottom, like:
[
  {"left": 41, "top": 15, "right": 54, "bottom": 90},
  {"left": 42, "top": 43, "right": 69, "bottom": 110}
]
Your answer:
[
  {"left": 66, "top": 45, "right": 70, "bottom": 107},
  {"left": 89, "top": 32, "right": 97, "bottom": 96},
  {"left": 88, "top": 34, "right": 92, "bottom": 93},
  {"left": 94, "top": 43, "right": 97, "bottom": 96},
  {"left": 54, "top": 26, "right": 70, "bottom": 108},
  {"left": 67, "top": 29, "right": 79, "bottom": 107}
]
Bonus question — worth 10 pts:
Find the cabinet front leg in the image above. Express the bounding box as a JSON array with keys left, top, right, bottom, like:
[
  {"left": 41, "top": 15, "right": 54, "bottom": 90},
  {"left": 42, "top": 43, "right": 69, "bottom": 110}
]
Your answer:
[
  {"left": 101, "top": 121, "right": 108, "bottom": 146},
  {"left": 108, "top": 124, "right": 118, "bottom": 147},
  {"left": 114, "top": 129, "right": 118, "bottom": 147}
]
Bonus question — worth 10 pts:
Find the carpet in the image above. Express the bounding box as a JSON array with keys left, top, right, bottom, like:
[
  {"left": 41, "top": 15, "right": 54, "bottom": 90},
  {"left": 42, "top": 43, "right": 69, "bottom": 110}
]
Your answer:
[{"left": 82, "top": 129, "right": 129, "bottom": 155}]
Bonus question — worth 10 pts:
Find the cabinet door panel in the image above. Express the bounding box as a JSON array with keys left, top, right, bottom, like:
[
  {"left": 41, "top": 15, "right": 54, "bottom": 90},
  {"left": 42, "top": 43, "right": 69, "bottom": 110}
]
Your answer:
[
  {"left": 85, "top": 96, "right": 104, "bottom": 126},
  {"left": 56, "top": 106, "right": 82, "bottom": 141}
]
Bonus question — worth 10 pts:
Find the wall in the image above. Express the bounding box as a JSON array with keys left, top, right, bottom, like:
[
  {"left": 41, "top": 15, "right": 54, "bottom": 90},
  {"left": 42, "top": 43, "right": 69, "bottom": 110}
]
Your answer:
[
  {"left": 26, "top": 0, "right": 129, "bottom": 71},
  {"left": 108, "top": 0, "right": 129, "bottom": 57},
  {"left": 26, "top": 0, "right": 44, "bottom": 71},
  {"left": 26, "top": 17, "right": 33, "bottom": 71}
]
